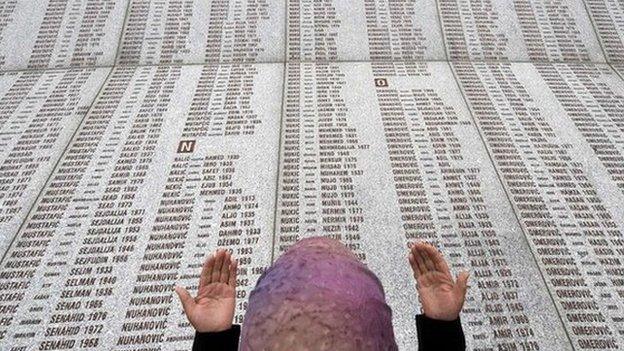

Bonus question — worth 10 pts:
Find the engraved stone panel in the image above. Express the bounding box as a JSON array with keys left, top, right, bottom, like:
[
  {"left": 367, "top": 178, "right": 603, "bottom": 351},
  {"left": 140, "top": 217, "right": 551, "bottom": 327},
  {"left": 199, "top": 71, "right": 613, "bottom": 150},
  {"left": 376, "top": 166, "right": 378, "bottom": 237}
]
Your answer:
[
  {"left": 438, "top": 0, "right": 605, "bottom": 62},
  {"left": 287, "top": 0, "right": 445, "bottom": 61},
  {"left": 584, "top": 0, "right": 624, "bottom": 62},
  {"left": 275, "top": 61, "right": 571, "bottom": 350},
  {"left": 116, "top": 0, "right": 285, "bottom": 65},
  {"left": 534, "top": 63, "right": 624, "bottom": 193},
  {"left": 0, "top": 67, "right": 110, "bottom": 258},
  {"left": 0, "top": 63, "right": 282, "bottom": 350},
  {"left": 452, "top": 61, "right": 624, "bottom": 349},
  {"left": 0, "top": 0, "right": 129, "bottom": 70},
  {"left": 613, "top": 63, "right": 624, "bottom": 78}
]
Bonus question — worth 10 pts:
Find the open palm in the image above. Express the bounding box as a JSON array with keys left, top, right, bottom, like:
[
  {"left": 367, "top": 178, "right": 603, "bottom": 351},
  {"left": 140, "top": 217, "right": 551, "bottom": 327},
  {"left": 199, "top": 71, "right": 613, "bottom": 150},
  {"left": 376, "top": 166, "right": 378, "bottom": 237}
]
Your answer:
[
  {"left": 408, "top": 242, "right": 469, "bottom": 321},
  {"left": 175, "top": 249, "right": 238, "bottom": 332}
]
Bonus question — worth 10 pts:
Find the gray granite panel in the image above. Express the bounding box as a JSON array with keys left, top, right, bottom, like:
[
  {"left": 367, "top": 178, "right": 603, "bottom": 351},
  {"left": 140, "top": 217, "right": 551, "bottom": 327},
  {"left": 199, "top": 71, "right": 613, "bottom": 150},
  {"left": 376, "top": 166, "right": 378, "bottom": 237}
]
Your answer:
[
  {"left": 452, "top": 61, "right": 624, "bottom": 349},
  {"left": 438, "top": 0, "right": 605, "bottom": 62},
  {"left": 0, "top": 0, "right": 129, "bottom": 70},
  {"left": 287, "top": 0, "right": 446, "bottom": 62},
  {"left": 583, "top": 0, "right": 624, "bottom": 62},
  {"left": 613, "top": 63, "right": 624, "bottom": 78},
  {"left": 533, "top": 63, "right": 624, "bottom": 193},
  {"left": 274, "top": 61, "right": 572, "bottom": 350},
  {"left": 116, "top": 0, "right": 285, "bottom": 65},
  {"left": 0, "top": 63, "right": 282, "bottom": 349},
  {"left": 0, "top": 67, "right": 110, "bottom": 258}
]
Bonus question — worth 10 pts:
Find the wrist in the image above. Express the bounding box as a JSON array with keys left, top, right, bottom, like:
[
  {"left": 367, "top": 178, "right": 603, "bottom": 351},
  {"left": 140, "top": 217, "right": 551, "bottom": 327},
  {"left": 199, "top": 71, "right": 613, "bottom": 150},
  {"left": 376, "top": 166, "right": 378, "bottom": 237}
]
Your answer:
[
  {"left": 195, "top": 323, "right": 233, "bottom": 333},
  {"left": 422, "top": 310, "right": 459, "bottom": 321}
]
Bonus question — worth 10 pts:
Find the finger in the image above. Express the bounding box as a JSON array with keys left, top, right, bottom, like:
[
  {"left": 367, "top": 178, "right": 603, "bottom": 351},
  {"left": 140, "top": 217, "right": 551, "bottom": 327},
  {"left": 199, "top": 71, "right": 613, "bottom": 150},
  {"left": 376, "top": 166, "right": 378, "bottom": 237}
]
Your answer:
[
  {"left": 418, "top": 243, "right": 437, "bottom": 272},
  {"left": 411, "top": 246, "right": 427, "bottom": 274},
  {"left": 408, "top": 253, "right": 421, "bottom": 278},
  {"left": 175, "top": 286, "right": 196, "bottom": 316},
  {"left": 219, "top": 251, "right": 231, "bottom": 283},
  {"left": 199, "top": 254, "right": 215, "bottom": 288},
  {"left": 411, "top": 244, "right": 428, "bottom": 274},
  {"left": 211, "top": 249, "right": 225, "bottom": 283},
  {"left": 413, "top": 244, "right": 432, "bottom": 273},
  {"left": 423, "top": 244, "right": 451, "bottom": 275},
  {"left": 228, "top": 259, "right": 238, "bottom": 287},
  {"left": 455, "top": 271, "right": 470, "bottom": 296}
]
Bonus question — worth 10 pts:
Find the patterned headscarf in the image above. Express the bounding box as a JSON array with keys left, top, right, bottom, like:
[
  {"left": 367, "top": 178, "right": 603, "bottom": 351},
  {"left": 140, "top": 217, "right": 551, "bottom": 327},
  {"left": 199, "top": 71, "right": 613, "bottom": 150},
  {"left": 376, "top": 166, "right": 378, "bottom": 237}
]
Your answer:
[{"left": 239, "top": 236, "right": 398, "bottom": 351}]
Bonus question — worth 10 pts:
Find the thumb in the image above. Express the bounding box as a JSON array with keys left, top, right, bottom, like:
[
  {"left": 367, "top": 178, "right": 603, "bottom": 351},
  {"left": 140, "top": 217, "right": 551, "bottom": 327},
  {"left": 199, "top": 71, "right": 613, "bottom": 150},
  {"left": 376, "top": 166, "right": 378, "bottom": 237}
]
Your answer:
[
  {"left": 455, "top": 271, "right": 470, "bottom": 297},
  {"left": 175, "top": 286, "right": 196, "bottom": 315}
]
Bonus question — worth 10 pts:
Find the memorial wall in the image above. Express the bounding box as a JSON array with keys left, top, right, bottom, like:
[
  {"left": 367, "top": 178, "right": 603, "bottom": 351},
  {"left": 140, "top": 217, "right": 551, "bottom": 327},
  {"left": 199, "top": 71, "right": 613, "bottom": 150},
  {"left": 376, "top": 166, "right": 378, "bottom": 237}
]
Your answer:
[{"left": 0, "top": 0, "right": 623, "bottom": 350}]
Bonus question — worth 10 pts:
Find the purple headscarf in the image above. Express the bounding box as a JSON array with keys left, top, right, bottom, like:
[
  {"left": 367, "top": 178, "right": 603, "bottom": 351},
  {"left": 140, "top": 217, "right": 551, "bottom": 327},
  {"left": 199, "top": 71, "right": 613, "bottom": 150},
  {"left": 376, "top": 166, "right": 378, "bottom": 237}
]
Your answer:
[{"left": 240, "top": 236, "right": 398, "bottom": 351}]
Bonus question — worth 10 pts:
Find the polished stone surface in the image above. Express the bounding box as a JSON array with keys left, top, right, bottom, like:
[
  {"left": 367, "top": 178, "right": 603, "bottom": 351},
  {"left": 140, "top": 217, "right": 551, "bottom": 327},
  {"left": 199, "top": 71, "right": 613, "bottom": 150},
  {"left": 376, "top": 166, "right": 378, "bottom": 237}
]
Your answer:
[
  {"left": 0, "top": 64, "right": 282, "bottom": 349},
  {"left": 583, "top": 0, "right": 624, "bottom": 62},
  {"left": 0, "top": 1, "right": 128, "bottom": 70},
  {"left": 0, "top": 68, "right": 110, "bottom": 257},
  {"left": 116, "top": 0, "right": 284, "bottom": 65}
]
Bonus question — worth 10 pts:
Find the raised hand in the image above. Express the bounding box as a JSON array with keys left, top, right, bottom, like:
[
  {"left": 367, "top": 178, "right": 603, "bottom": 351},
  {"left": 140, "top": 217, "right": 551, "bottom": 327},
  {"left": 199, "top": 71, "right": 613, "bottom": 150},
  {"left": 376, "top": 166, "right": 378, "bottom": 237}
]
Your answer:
[
  {"left": 175, "top": 249, "right": 238, "bottom": 332},
  {"left": 408, "top": 242, "right": 469, "bottom": 321}
]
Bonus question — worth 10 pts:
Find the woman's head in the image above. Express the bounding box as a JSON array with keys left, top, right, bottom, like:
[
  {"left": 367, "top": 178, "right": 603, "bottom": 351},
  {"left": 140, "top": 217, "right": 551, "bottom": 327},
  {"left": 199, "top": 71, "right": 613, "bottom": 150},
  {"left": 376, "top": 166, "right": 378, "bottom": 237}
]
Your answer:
[{"left": 239, "top": 236, "right": 398, "bottom": 351}]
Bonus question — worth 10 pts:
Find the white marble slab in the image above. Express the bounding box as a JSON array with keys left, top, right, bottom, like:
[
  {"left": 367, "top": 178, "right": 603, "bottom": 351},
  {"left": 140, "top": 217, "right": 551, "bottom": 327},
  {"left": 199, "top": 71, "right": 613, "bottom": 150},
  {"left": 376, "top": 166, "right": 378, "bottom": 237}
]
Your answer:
[
  {"left": 452, "top": 61, "right": 624, "bottom": 349},
  {"left": 116, "top": 0, "right": 285, "bottom": 65},
  {"left": 0, "top": 63, "right": 283, "bottom": 350},
  {"left": 583, "top": 0, "right": 624, "bottom": 62},
  {"left": 438, "top": 0, "right": 605, "bottom": 62},
  {"left": 274, "top": 61, "right": 572, "bottom": 350},
  {"left": 0, "top": 67, "right": 110, "bottom": 258},
  {"left": 613, "top": 63, "right": 624, "bottom": 78},
  {"left": 287, "top": 0, "right": 446, "bottom": 61},
  {"left": 0, "top": 0, "right": 129, "bottom": 70}
]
